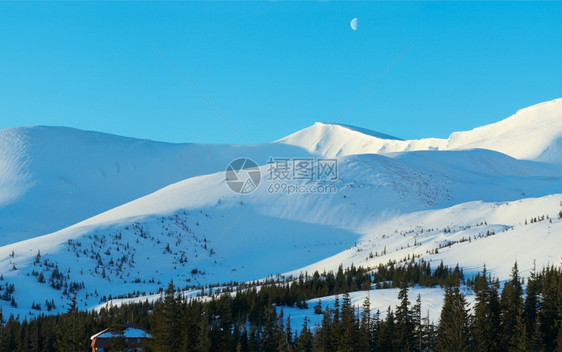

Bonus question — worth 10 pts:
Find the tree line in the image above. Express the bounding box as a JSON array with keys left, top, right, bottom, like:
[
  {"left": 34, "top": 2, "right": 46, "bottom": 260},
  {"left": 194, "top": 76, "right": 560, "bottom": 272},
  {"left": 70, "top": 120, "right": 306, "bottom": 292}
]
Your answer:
[{"left": 0, "top": 262, "right": 561, "bottom": 351}]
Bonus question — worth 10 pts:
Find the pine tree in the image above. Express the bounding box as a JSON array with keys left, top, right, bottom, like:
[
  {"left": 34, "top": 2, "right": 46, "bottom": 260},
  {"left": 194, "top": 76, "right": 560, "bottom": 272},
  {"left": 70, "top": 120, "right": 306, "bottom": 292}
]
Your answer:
[
  {"left": 371, "top": 310, "right": 381, "bottom": 350},
  {"left": 3, "top": 314, "right": 20, "bottom": 352},
  {"left": 210, "top": 295, "right": 235, "bottom": 350},
  {"left": 509, "top": 305, "right": 527, "bottom": 352},
  {"left": 524, "top": 263, "right": 540, "bottom": 339},
  {"left": 197, "top": 308, "right": 211, "bottom": 352},
  {"left": 412, "top": 294, "right": 423, "bottom": 352},
  {"left": 339, "top": 292, "right": 356, "bottom": 352},
  {"left": 376, "top": 308, "right": 396, "bottom": 351},
  {"left": 27, "top": 319, "right": 41, "bottom": 352},
  {"left": 314, "top": 307, "right": 333, "bottom": 352},
  {"left": 0, "top": 308, "right": 5, "bottom": 352},
  {"left": 539, "top": 267, "right": 560, "bottom": 351},
  {"left": 314, "top": 299, "right": 323, "bottom": 315},
  {"left": 181, "top": 302, "right": 201, "bottom": 352},
  {"left": 555, "top": 321, "right": 562, "bottom": 352},
  {"left": 528, "top": 315, "right": 545, "bottom": 352},
  {"left": 358, "top": 297, "right": 372, "bottom": 352},
  {"left": 437, "top": 279, "right": 470, "bottom": 352},
  {"left": 231, "top": 322, "right": 242, "bottom": 352},
  {"left": 329, "top": 296, "right": 341, "bottom": 351},
  {"left": 395, "top": 285, "right": 414, "bottom": 351},
  {"left": 150, "top": 281, "right": 183, "bottom": 352},
  {"left": 19, "top": 320, "right": 30, "bottom": 352},
  {"left": 471, "top": 268, "right": 501, "bottom": 351},
  {"left": 40, "top": 316, "right": 57, "bottom": 351},
  {"left": 262, "top": 304, "right": 282, "bottom": 352},
  {"left": 237, "top": 325, "right": 248, "bottom": 352},
  {"left": 501, "top": 262, "right": 524, "bottom": 351},
  {"left": 33, "top": 250, "right": 41, "bottom": 265},
  {"left": 54, "top": 295, "right": 84, "bottom": 352},
  {"left": 247, "top": 323, "right": 258, "bottom": 352},
  {"left": 280, "top": 314, "right": 293, "bottom": 351},
  {"left": 295, "top": 318, "right": 313, "bottom": 352},
  {"left": 421, "top": 310, "right": 436, "bottom": 351}
]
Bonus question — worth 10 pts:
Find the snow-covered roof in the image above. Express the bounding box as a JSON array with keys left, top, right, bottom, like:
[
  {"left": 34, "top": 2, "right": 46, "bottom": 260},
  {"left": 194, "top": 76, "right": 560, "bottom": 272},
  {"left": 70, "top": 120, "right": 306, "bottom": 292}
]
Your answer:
[{"left": 90, "top": 326, "right": 152, "bottom": 340}]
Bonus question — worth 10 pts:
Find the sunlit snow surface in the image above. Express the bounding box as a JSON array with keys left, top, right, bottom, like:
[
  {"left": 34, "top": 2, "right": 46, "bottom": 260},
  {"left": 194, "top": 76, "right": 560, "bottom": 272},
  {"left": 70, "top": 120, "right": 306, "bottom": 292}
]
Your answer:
[{"left": 1, "top": 98, "right": 562, "bottom": 319}]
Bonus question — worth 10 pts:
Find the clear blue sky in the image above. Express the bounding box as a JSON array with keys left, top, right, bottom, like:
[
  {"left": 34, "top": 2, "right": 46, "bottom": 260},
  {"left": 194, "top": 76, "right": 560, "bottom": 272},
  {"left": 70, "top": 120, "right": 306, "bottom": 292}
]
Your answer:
[{"left": 1, "top": 1, "right": 561, "bottom": 144}]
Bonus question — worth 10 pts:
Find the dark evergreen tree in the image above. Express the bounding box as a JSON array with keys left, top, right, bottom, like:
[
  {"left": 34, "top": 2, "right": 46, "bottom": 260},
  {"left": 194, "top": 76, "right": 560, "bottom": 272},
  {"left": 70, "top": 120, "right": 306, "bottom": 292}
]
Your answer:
[
  {"left": 247, "top": 323, "right": 259, "bottom": 352},
  {"left": 197, "top": 308, "right": 211, "bottom": 352},
  {"left": 555, "top": 321, "right": 562, "bottom": 352},
  {"left": 539, "top": 266, "right": 561, "bottom": 351},
  {"left": 328, "top": 296, "right": 341, "bottom": 351},
  {"left": 528, "top": 314, "right": 545, "bottom": 352},
  {"left": 295, "top": 318, "right": 313, "bottom": 352},
  {"left": 314, "top": 307, "right": 332, "bottom": 352},
  {"left": 339, "top": 292, "right": 356, "bottom": 352},
  {"left": 376, "top": 308, "right": 396, "bottom": 351},
  {"left": 412, "top": 294, "right": 423, "bottom": 352},
  {"left": 150, "top": 281, "right": 183, "bottom": 352},
  {"left": 54, "top": 295, "right": 84, "bottom": 352},
  {"left": 358, "top": 297, "right": 373, "bottom": 352},
  {"left": 524, "top": 263, "right": 540, "bottom": 339},
  {"left": 371, "top": 310, "right": 381, "bottom": 351},
  {"left": 262, "top": 304, "right": 282, "bottom": 352},
  {"left": 421, "top": 310, "right": 436, "bottom": 352},
  {"left": 181, "top": 301, "right": 202, "bottom": 352},
  {"left": 501, "top": 262, "right": 525, "bottom": 351},
  {"left": 395, "top": 285, "right": 414, "bottom": 351},
  {"left": 280, "top": 313, "right": 293, "bottom": 352},
  {"left": 0, "top": 308, "right": 5, "bottom": 352},
  {"left": 28, "top": 319, "right": 41, "bottom": 352},
  {"left": 471, "top": 267, "right": 502, "bottom": 351},
  {"left": 314, "top": 299, "right": 322, "bottom": 315},
  {"left": 437, "top": 278, "right": 470, "bottom": 352},
  {"left": 509, "top": 305, "right": 527, "bottom": 352}
]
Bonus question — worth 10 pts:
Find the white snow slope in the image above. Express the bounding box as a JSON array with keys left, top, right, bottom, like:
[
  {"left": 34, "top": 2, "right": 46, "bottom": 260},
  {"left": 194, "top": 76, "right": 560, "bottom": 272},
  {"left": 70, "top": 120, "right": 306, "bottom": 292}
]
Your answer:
[
  {"left": 0, "top": 126, "right": 310, "bottom": 244},
  {"left": 279, "top": 98, "right": 562, "bottom": 162},
  {"left": 1, "top": 98, "right": 562, "bottom": 319}
]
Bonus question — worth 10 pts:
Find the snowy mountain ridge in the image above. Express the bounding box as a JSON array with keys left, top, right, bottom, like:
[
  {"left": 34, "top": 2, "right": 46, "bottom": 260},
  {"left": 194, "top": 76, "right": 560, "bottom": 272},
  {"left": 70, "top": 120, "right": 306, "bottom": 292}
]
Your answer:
[
  {"left": 279, "top": 98, "right": 562, "bottom": 162},
  {"left": 96, "top": 194, "right": 562, "bottom": 326},
  {"left": 0, "top": 126, "right": 311, "bottom": 244},
  {"left": 1, "top": 98, "right": 562, "bottom": 319}
]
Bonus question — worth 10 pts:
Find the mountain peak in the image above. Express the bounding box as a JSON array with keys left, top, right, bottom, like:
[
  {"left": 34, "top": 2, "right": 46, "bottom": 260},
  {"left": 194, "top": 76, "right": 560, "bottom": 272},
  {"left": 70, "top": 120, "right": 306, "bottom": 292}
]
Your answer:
[
  {"left": 318, "top": 122, "right": 402, "bottom": 141},
  {"left": 279, "top": 98, "right": 562, "bottom": 162},
  {"left": 277, "top": 122, "right": 405, "bottom": 157},
  {"left": 446, "top": 98, "right": 562, "bottom": 162}
]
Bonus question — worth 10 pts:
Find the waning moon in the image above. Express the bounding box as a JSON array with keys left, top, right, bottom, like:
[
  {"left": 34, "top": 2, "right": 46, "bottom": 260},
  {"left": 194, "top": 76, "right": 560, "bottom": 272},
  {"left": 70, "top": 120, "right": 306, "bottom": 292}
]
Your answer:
[{"left": 350, "top": 18, "right": 358, "bottom": 31}]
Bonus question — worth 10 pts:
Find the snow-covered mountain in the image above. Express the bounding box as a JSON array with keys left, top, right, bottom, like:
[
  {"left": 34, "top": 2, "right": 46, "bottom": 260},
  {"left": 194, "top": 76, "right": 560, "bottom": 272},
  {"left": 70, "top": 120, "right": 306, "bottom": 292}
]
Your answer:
[
  {"left": 279, "top": 98, "right": 562, "bottom": 163},
  {"left": 0, "top": 126, "right": 310, "bottom": 244},
  {"left": 92, "top": 194, "right": 562, "bottom": 327},
  {"left": 3, "top": 98, "right": 561, "bottom": 243},
  {"left": 1, "top": 98, "right": 562, "bottom": 319}
]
